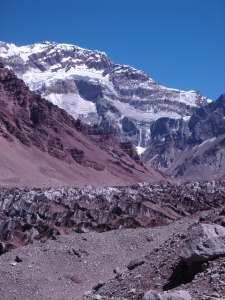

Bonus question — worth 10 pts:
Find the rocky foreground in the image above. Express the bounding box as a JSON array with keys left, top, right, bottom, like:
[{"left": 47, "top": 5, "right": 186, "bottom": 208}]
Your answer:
[
  {"left": 0, "top": 181, "right": 224, "bottom": 253},
  {"left": 0, "top": 181, "right": 224, "bottom": 299}
]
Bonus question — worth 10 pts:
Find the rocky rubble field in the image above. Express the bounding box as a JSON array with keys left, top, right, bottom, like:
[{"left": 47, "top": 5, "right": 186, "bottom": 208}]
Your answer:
[
  {"left": 83, "top": 214, "right": 225, "bottom": 300},
  {"left": 0, "top": 181, "right": 225, "bottom": 253},
  {"left": 0, "top": 181, "right": 224, "bottom": 299},
  {"left": 0, "top": 218, "right": 196, "bottom": 300}
]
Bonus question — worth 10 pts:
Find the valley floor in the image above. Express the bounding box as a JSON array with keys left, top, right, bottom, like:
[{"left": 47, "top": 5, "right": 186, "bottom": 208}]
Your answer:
[
  {"left": 0, "top": 216, "right": 197, "bottom": 300},
  {"left": 0, "top": 182, "right": 224, "bottom": 299}
]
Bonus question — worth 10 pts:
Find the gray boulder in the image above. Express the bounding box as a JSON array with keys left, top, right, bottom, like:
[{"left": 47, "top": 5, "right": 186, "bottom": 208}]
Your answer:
[
  {"left": 143, "top": 290, "right": 162, "bottom": 300},
  {"left": 162, "top": 290, "right": 192, "bottom": 300},
  {"left": 143, "top": 290, "right": 192, "bottom": 300},
  {"left": 180, "top": 223, "right": 225, "bottom": 264}
]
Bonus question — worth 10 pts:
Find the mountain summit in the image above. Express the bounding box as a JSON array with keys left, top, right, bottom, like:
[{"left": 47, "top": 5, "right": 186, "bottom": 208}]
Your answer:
[{"left": 0, "top": 41, "right": 210, "bottom": 150}]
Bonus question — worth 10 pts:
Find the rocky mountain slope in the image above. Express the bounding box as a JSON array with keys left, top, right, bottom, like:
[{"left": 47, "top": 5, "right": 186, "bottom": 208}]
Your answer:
[
  {"left": 0, "top": 59, "right": 165, "bottom": 187},
  {"left": 142, "top": 94, "right": 225, "bottom": 180},
  {"left": 0, "top": 41, "right": 210, "bottom": 149}
]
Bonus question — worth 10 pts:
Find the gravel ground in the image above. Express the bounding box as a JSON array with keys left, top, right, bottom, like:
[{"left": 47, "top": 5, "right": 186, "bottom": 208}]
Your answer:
[{"left": 0, "top": 216, "right": 197, "bottom": 300}]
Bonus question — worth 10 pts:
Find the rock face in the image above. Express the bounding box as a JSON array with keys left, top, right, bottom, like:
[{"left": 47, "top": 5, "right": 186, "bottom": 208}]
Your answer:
[
  {"left": 0, "top": 59, "right": 164, "bottom": 187},
  {"left": 0, "top": 41, "right": 210, "bottom": 147},
  {"left": 180, "top": 224, "right": 225, "bottom": 264},
  {"left": 142, "top": 94, "right": 225, "bottom": 180}
]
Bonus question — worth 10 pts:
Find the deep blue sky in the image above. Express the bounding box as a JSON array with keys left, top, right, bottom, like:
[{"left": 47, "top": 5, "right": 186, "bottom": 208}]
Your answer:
[{"left": 0, "top": 0, "right": 224, "bottom": 100}]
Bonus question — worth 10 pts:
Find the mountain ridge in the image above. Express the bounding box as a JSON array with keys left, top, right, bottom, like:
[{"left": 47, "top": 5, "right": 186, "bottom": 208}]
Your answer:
[{"left": 0, "top": 41, "right": 210, "bottom": 148}]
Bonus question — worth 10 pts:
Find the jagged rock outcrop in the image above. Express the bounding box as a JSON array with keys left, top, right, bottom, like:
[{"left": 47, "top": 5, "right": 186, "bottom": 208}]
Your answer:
[
  {"left": 0, "top": 41, "right": 210, "bottom": 147},
  {"left": 142, "top": 117, "right": 189, "bottom": 170},
  {"left": 0, "top": 59, "right": 164, "bottom": 187},
  {"left": 142, "top": 94, "right": 225, "bottom": 180}
]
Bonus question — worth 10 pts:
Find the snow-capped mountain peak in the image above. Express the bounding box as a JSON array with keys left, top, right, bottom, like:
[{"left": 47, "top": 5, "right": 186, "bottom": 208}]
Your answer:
[{"left": 0, "top": 41, "right": 211, "bottom": 146}]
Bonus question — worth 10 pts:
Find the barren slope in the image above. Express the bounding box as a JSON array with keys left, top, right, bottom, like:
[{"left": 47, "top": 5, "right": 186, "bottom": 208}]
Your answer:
[
  {"left": 0, "top": 60, "right": 165, "bottom": 187},
  {"left": 0, "top": 216, "right": 197, "bottom": 300}
]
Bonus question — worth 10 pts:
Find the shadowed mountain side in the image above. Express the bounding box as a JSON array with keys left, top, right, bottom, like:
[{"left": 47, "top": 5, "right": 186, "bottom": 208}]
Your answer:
[{"left": 142, "top": 94, "right": 225, "bottom": 180}]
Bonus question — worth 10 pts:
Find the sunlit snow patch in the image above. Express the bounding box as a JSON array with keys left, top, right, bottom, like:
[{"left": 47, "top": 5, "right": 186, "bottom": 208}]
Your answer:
[
  {"left": 45, "top": 93, "right": 97, "bottom": 118},
  {"left": 136, "top": 146, "right": 147, "bottom": 155}
]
